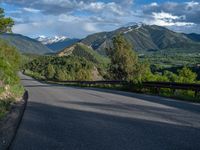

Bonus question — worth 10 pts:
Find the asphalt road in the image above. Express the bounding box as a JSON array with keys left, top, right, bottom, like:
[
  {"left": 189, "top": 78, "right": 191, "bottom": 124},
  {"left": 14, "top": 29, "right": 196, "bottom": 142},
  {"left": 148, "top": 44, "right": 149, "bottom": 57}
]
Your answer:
[{"left": 10, "top": 73, "right": 200, "bottom": 150}]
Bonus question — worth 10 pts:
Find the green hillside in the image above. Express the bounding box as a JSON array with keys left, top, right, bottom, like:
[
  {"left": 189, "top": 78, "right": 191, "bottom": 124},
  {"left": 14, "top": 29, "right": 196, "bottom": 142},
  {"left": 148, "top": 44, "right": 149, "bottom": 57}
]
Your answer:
[
  {"left": 58, "top": 43, "right": 110, "bottom": 66},
  {"left": 0, "top": 33, "right": 52, "bottom": 54},
  {"left": 81, "top": 24, "right": 200, "bottom": 55}
]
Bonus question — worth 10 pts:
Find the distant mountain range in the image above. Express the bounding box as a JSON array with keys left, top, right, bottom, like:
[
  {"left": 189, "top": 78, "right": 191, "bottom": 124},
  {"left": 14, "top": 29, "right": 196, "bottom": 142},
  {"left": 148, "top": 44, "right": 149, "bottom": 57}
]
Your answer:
[
  {"left": 184, "top": 33, "right": 200, "bottom": 42},
  {"left": 1, "top": 24, "right": 200, "bottom": 56},
  {"left": 36, "top": 36, "right": 68, "bottom": 45},
  {"left": 81, "top": 24, "right": 200, "bottom": 55},
  {"left": 0, "top": 33, "right": 52, "bottom": 54},
  {"left": 36, "top": 36, "right": 79, "bottom": 52}
]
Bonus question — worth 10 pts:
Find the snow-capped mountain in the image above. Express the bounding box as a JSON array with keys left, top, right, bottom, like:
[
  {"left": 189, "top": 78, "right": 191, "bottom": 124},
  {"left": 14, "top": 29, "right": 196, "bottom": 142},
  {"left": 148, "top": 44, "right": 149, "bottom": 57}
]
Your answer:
[
  {"left": 36, "top": 35, "right": 68, "bottom": 45},
  {"left": 36, "top": 35, "right": 80, "bottom": 52},
  {"left": 124, "top": 22, "right": 145, "bottom": 28}
]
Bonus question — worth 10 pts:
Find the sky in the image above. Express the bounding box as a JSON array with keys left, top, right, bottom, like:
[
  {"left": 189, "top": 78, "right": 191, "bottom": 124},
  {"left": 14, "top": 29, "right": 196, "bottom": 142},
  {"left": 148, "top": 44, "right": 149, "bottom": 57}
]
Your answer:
[{"left": 0, "top": 0, "right": 200, "bottom": 38}]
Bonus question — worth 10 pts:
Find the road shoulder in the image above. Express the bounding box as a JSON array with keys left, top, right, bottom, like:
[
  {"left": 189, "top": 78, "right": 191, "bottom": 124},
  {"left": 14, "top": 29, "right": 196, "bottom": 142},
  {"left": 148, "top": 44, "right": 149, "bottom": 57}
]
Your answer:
[{"left": 0, "top": 91, "right": 28, "bottom": 150}]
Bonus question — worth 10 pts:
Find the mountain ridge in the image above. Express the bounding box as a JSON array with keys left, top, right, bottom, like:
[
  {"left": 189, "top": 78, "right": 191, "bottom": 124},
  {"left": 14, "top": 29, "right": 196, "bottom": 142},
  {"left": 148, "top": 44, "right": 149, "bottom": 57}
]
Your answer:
[
  {"left": 80, "top": 24, "right": 200, "bottom": 55},
  {"left": 0, "top": 33, "right": 52, "bottom": 54},
  {"left": 36, "top": 36, "right": 80, "bottom": 52}
]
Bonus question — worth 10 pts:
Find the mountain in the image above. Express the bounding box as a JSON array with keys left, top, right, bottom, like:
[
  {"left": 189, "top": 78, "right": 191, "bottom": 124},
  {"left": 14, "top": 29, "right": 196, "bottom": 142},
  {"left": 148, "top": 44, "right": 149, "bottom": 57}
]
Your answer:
[
  {"left": 81, "top": 24, "right": 200, "bottom": 55},
  {"left": 36, "top": 35, "right": 68, "bottom": 45},
  {"left": 36, "top": 36, "right": 79, "bottom": 52},
  {"left": 58, "top": 42, "right": 109, "bottom": 66},
  {"left": 0, "top": 33, "right": 52, "bottom": 54},
  {"left": 184, "top": 33, "right": 200, "bottom": 42},
  {"left": 46, "top": 39, "right": 80, "bottom": 52}
]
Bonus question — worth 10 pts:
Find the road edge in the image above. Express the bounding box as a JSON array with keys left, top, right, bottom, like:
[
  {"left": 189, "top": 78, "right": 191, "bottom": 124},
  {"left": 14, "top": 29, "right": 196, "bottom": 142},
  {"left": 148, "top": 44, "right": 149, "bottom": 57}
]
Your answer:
[{"left": 0, "top": 90, "right": 28, "bottom": 150}]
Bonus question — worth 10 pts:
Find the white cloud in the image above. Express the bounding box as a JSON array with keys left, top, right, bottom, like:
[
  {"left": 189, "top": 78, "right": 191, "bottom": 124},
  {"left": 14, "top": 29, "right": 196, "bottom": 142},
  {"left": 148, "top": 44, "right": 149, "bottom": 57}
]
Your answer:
[
  {"left": 83, "top": 23, "right": 99, "bottom": 32},
  {"left": 23, "top": 7, "right": 41, "bottom": 13},
  {"left": 81, "top": 2, "right": 125, "bottom": 16},
  {"left": 152, "top": 12, "right": 180, "bottom": 20},
  {"left": 186, "top": 1, "right": 199, "bottom": 8},
  {"left": 13, "top": 14, "right": 100, "bottom": 38},
  {"left": 150, "top": 2, "right": 158, "bottom": 7},
  {"left": 149, "top": 12, "right": 195, "bottom": 27},
  {"left": 58, "top": 14, "right": 82, "bottom": 22}
]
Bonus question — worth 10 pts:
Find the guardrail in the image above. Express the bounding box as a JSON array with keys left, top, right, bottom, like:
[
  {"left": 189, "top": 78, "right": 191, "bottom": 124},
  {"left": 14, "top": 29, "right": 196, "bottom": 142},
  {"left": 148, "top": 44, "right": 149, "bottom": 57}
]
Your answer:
[
  {"left": 55, "top": 80, "right": 128, "bottom": 85},
  {"left": 142, "top": 82, "right": 200, "bottom": 98},
  {"left": 52, "top": 80, "right": 200, "bottom": 98}
]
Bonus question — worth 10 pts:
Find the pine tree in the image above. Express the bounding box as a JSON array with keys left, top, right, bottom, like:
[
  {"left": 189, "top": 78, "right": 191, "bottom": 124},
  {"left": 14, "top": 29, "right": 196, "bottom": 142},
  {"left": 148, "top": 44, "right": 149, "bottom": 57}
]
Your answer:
[{"left": 107, "top": 34, "right": 139, "bottom": 81}]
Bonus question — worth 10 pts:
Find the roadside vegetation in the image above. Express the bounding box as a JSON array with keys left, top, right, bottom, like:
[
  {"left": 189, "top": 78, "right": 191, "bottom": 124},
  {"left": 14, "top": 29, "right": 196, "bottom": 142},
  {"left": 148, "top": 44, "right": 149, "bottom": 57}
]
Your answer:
[
  {"left": 0, "top": 8, "right": 24, "bottom": 119},
  {"left": 24, "top": 56, "right": 95, "bottom": 81},
  {"left": 24, "top": 34, "right": 199, "bottom": 101}
]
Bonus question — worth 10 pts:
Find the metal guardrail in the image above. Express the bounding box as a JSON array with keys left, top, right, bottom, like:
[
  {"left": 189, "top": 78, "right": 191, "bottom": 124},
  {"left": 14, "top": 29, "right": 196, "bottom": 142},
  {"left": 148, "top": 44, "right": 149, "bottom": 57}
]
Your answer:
[
  {"left": 55, "top": 80, "right": 128, "bottom": 85},
  {"left": 54, "top": 80, "right": 200, "bottom": 98},
  {"left": 143, "top": 82, "right": 200, "bottom": 98}
]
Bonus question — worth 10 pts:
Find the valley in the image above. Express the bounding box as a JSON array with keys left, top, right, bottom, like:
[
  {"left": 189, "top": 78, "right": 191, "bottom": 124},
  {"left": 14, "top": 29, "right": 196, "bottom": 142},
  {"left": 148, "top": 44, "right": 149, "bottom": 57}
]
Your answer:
[{"left": 1, "top": 2, "right": 200, "bottom": 150}]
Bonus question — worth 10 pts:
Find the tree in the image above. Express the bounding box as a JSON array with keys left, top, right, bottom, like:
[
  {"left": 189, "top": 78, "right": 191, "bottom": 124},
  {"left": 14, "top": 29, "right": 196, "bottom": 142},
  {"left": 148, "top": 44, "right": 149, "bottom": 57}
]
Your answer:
[
  {"left": 163, "top": 71, "right": 178, "bottom": 82},
  {"left": 177, "top": 67, "right": 197, "bottom": 83},
  {"left": 0, "top": 8, "right": 14, "bottom": 33},
  {"left": 46, "top": 64, "right": 55, "bottom": 79},
  {"left": 107, "top": 34, "right": 139, "bottom": 81},
  {"left": 76, "top": 69, "right": 92, "bottom": 81},
  {"left": 55, "top": 69, "right": 66, "bottom": 81}
]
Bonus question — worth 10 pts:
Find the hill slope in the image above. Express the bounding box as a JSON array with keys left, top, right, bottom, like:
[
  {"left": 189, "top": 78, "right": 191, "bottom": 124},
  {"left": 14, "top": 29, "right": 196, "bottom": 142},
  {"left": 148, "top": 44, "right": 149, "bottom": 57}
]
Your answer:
[
  {"left": 184, "top": 33, "right": 200, "bottom": 42},
  {"left": 0, "top": 33, "right": 52, "bottom": 54},
  {"left": 81, "top": 24, "right": 200, "bottom": 55},
  {"left": 58, "top": 43, "right": 109, "bottom": 65}
]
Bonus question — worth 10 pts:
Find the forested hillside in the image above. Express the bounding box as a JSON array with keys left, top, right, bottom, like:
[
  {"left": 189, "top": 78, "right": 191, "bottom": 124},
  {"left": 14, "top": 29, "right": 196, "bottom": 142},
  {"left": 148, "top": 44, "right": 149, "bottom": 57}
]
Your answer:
[
  {"left": 81, "top": 24, "right": 200, "bottom": 55},
  {"left": 24, "top": 55, "right": 103, "bottom": 81}
]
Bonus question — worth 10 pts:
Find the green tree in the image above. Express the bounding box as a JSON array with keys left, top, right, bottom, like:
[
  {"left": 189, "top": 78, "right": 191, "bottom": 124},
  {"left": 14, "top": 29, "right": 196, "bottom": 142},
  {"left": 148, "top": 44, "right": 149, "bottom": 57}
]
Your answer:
[
  {"left": 0, "top": 8, "right": 14, "bottom": 33},
  {"left": 55, "top": 69, "right": 66, "bottom": 81},
  {"left": 46, "top": 64, "right": 55, "bottom": 79},
  {"left": 177, "top": 67, "right": 197, "bottom": 83},
  {"left": 163, "top": 71, "right": 178, "bottom": 82},
  {"left": 76, "top": 69, "right": 92, "bottom": 81},
  {"left": 107, "top": 34, "right": 139, "bottom": 81}
]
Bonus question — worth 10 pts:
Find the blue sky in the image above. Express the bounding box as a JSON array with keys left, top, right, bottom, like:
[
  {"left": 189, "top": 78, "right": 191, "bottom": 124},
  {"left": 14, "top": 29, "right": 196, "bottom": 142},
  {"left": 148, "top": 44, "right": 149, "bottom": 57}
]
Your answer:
[{"left": 0, "top": 0, "right": 199, "bottom": 38}]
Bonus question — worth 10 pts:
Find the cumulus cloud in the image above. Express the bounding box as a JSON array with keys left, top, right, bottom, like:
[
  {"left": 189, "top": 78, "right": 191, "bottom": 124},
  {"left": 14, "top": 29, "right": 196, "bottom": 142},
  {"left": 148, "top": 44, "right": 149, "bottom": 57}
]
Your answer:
[
  {"left": 143, "top": 1, "right": 200, "bottom": 24},
  {"left": 1, "top": 0, "right": 200, "bottom": 37},
  {"left": 149, "top": 11, "right": 194, "bottom": 26},
  {"left": 1, "top": 0, "right": 129, "bottom": 16},
  {"left": 23, "top": 7, "right": 40, "bottom": 13}
]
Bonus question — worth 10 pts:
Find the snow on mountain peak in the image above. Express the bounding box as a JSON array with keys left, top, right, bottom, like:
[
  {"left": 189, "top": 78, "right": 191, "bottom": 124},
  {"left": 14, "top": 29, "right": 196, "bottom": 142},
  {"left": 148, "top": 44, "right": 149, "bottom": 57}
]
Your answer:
[{"left": 36, "top": 35, "right": 68, "bottom": 45}]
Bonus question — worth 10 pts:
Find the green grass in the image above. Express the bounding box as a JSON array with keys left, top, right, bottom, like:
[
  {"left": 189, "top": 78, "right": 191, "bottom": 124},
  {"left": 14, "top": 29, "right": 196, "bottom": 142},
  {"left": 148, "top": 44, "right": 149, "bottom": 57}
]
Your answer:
[
  {"left": 0, "top": 98, "right": 14, "bottom": 119},
  {"left": 0, "top": 39, "right": 25, "bottom": 119}
]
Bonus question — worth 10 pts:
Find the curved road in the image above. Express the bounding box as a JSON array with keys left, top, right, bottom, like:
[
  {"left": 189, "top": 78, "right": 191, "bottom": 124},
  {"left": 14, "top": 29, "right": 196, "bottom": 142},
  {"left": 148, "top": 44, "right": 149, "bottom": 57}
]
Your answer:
[{"left": 10, "top": 73, "right": 200, "bottom": 150}]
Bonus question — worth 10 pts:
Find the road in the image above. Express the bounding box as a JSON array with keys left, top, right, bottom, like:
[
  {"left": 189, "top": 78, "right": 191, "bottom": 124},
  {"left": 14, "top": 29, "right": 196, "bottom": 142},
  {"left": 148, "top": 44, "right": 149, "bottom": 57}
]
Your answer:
[{"left": 10, "top": 73, "right": 200, "bottom": 150}]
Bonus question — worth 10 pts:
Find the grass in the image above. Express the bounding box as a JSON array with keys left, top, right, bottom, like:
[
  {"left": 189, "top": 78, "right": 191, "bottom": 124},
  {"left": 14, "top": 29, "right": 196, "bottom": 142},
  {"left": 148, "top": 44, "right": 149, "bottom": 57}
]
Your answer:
[{"left": 0, "top": 98, "right": 14, "bottom": 119}]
